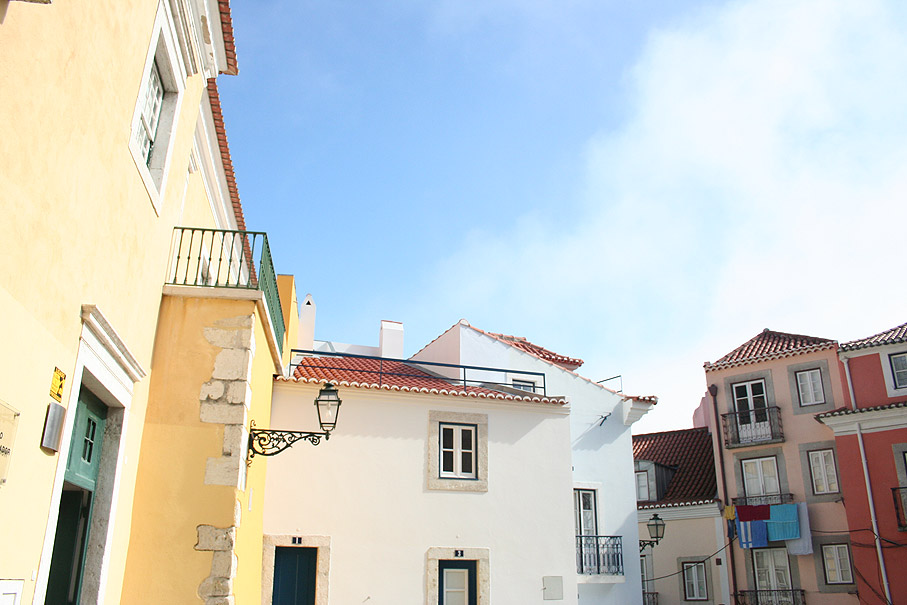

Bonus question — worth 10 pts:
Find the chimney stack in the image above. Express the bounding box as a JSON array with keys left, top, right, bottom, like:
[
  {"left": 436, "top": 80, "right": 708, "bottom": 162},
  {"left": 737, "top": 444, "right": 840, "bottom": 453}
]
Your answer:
[
  {"left": 379, "top": 320, "right": 404, "bottom": 358},
  {"left": 298, "top": 293, "right": 316, "bottom": 350}
]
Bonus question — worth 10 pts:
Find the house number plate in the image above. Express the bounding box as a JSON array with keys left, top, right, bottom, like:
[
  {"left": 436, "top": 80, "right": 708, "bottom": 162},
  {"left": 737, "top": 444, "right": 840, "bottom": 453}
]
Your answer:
[{"left": 454, "top": 550, "right": 464, "bottom": 558}]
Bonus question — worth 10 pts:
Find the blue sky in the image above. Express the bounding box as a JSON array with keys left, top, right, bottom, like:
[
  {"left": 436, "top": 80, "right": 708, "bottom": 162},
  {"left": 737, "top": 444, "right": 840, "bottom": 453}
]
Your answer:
[{"left": 219, "top": 0, "right": 907, "bottom": 433}]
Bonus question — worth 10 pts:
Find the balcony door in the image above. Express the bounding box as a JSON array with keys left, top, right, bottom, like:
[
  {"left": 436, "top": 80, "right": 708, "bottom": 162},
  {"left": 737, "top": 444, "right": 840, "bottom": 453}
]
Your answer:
[
  {"left": 753, "top": 548, "right": 793, "bottom": 604},
  {"left": 733, "top": 380, "right": 769, "bottom": 442},
  {"left": 742, "top": 457, "right": 781, "bottom": 505}
]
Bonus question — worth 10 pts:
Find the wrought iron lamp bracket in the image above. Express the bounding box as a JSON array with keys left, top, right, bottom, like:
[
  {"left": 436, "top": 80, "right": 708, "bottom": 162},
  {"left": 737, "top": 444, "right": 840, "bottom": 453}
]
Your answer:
[
  {"left": 247, "top": 420, "right": 330, "bottom": 465},
  {"left": 639, "top": 539, "right": 661, "bottom": 552}
]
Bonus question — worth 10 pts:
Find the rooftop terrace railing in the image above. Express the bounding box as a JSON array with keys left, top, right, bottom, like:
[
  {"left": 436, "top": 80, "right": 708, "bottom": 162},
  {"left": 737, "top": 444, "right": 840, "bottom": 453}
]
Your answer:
[
  {"left": 290, "top": 349, "right": 548, "bottom": 396},
  {"left": 167, "top": 227, "right": 285, "bottom": 354}
]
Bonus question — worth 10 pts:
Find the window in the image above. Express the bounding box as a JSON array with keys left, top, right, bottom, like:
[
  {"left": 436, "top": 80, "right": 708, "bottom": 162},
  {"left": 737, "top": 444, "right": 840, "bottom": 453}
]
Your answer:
[
  {"left": 511, "top": 379, "right": 535, "bottom": 392},
  {"left": 640, "top": 556, "right": 649, "bottom": 589},
  {"left": 427, "top": 411, "right": 487, "bottom": 492},
  {"left": 742, "top": 457, "right": 780, "bottom": 497},
  {"left": 128, "top": 0, "right": 187, "bottom": 208},
  {"left": 822, "top": 544, "right": 853, "bottom": 584},
  {"left": 809, "top": 450, "right": 839, "bottom": 494},
  {"left": 796, "top": 369, "right": 825, "bottom": 406},
  {"left": 682, "top": 562, "right": 708, "bottom": 600},
  {"left": 133, "top": 61, "right": 165, "bottom": 166},
  {"left": 733, "top": 380, "right": 768, "bottom": 423},
  {"left": 636, "top": 472, "right": 649, "bottom": 501},
  {"left": 440, "top": 424, "right": 476, "bottom": 479},
  {"left": 574, "top": 489, "right": 597, "bottom": 535},
  {"left": 890, "top": 353, "right": 907, "bottom": 390}
]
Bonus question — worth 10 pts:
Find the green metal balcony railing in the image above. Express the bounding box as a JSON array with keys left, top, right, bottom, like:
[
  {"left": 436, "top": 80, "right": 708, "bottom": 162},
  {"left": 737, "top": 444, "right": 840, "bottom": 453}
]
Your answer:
[{"left": 168, "top": 227, "right": 285, "bottom": 354}]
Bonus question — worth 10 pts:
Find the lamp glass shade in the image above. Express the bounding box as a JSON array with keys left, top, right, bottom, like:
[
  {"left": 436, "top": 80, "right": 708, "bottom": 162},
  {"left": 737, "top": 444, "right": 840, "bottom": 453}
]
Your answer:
[
  {"left": 647, "top": 514, "right": 665, "bottom": 540},
  {"left": 315, "top": 383, "right": 342, "bottom": 432}
]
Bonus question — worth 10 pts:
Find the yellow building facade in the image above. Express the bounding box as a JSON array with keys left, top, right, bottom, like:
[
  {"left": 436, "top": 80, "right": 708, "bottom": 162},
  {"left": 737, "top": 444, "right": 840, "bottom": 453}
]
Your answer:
[{"left": 0, "top": 1, "right": 295, "bottom": 603}]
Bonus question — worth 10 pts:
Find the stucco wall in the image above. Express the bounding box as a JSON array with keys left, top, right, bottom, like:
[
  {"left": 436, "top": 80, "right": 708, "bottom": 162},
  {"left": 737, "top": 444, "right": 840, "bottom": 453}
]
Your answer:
[
  {"left": 705, "top": 348, "right": 855, "bottom": 602},
  {"left": 264, "top": 383, "right": 577, "bottom": 604}
]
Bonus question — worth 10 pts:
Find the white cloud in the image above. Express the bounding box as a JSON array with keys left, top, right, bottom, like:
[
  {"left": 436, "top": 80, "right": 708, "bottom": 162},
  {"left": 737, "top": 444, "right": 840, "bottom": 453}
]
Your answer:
[{"left": 414, "top": 0, "right": 907, "bottom": 433}]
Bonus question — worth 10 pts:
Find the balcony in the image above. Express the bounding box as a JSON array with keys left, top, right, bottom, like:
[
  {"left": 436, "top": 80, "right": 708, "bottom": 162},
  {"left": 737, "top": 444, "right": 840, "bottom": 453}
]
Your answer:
[
  {"left": 576, "top": 535, "right": 623, "bottom": 576},
  {"left": 721, "top": 406, "right": 784, "bottom": 448},
  {"left": 734, "top": 589, "right": 806, "bottom": 605},
  {"left": 732, "top": 493, "right": 794, "bottom": 506},
  {"left": 167, "top": 227, "right": 286, "bottom": 354},
  {"left": 642, "top": 592, "right": 658, "bottom": 605},
  {"left": 893, "top": 487, "right": 907, "bottom": 530}
]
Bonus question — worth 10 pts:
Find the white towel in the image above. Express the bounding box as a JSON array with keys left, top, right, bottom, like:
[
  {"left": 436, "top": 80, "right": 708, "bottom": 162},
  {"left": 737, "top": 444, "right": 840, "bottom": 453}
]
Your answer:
[{"left": 786, "top": 503, "right": 813, "bottom": 555}]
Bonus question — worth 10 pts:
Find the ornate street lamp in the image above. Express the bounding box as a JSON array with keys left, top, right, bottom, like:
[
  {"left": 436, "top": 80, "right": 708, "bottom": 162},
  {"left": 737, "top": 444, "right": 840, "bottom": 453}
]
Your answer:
[
  {"left": 639, "top": 513, "right": 666, "bottom": 552},
  {"left": 247, "top": 383, "right": 342, "bottom": 463}
]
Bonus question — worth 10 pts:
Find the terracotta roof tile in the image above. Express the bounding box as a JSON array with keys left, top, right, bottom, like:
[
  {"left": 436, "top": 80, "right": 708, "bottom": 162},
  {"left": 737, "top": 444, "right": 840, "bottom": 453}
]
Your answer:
[
  {"left": 485, "top": 332, "right": 584, "bottom": 370},
  {"left": 815, "top": 399, "right": 907, "bottom": 419},
  {"left": 704, "top": 329, "right": 836, "bottom": 371},
  {"left": 282, "top": 355, "right": 567, "bottom": 405},
  {"left": 633, "top": 427, "right": 717, "bottom": 508},
  {"left": 841, "top": 321, "right": 907, "bottom": 352},
  {"left": 218, "top": 1, "right": 238, "bottom": 75},
  {"left": 206, "top": 79, "right": 246, "bottom": 231}
]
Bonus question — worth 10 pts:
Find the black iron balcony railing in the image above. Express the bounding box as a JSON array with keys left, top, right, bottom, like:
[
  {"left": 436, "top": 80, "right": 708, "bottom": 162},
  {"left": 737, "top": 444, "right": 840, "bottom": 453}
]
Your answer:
[
  {"left": 893, "top": 487, "right": 907, "bottom": 530},
  {"left": 734, "top": 589, "right": 806, "bottom": 605},
  {"left": 643, "top": 592, "right": 658, "bottom": 605},
  {"left": 291, "top": 350, "right": 548, "bottom": 395},
  {"left": 576, "top": 535, "right": 623, "bottom": 575},
  {"left": 721, "top": 406, "right": 784, "bottom": 448},
  {"left": 732, "top": 493, "right": 795, "bottom": 506},
  {"left": 167, "top": 227, "right": 285, "bottom": 354}
]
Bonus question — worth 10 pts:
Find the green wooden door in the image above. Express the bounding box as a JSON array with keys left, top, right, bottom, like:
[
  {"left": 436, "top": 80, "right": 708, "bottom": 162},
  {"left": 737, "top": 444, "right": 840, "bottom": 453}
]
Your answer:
[
  {"left": 272, "top": 547, "right": 317, "bottom": 605},
  {"left": 64, "top": 390, "right": 107, "bottom": 492}
]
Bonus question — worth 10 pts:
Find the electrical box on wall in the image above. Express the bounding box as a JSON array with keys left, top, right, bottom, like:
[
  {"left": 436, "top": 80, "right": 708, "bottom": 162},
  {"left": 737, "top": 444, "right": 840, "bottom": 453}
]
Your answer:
[{"left": 542, "top": 576, "right": 563, "bottom": 600}]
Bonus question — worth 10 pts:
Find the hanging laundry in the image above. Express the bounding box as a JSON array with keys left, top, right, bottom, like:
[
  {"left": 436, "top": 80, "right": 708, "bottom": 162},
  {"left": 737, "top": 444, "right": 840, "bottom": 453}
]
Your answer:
[
  {"left": 737, "top": 504, "right": 771, "bottom": 521},
  {"left": 786, "top": 503, "right": 813, "bottom": 555},
  {"left": 727, "top": 518, "right": 737, "bottom": 540},
  {"left": 736, "top": 519, "right": 768, "bottom": 549},
  {"left": 766, "top": 503, "right": 799, "bottom": 541},
  {"left": 723, "top": 504, "right": 736, "bottom": 520}
]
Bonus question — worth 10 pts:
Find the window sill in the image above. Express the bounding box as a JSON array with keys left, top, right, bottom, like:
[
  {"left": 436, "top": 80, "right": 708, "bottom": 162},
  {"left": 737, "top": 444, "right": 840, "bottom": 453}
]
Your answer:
[{"left": 428, "top": 476, "right": 487, "bottom": 492}]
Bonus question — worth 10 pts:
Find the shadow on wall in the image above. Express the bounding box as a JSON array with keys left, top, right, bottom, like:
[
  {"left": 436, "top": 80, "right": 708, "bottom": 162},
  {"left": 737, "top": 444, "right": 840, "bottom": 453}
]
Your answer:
[
  {"left": 0, "top": 1, "right": 9, "bottom": 24},
  {"left": 572, "top": 412, "right": 623, "bottom": 451}
]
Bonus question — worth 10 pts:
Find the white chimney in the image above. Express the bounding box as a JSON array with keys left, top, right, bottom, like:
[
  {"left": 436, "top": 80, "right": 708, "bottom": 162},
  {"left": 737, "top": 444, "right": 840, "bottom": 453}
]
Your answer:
[
  {"left": 298, "top": 293, "right": 316, "bottom": 351},
  {"left": 379, "top": 320, "right": 404, "bottom": 358}
]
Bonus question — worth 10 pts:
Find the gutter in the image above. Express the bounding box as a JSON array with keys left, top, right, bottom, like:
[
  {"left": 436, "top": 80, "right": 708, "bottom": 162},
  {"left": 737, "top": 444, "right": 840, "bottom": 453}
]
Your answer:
[
  {"left": 856, "top": 422, "right": 893, "bottom": 604},
  {"left": 709, "top": 384, "right": 738, "bottom": 598}
]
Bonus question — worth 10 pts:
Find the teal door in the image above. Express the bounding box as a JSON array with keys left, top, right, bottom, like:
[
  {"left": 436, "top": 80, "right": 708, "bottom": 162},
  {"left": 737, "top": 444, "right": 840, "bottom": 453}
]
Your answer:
[
  {"left": 46, "top": 389, "right": 107, "bottom": 605},
  {"left": 272, "top": 547, "right": 317, "bottom": 605}
]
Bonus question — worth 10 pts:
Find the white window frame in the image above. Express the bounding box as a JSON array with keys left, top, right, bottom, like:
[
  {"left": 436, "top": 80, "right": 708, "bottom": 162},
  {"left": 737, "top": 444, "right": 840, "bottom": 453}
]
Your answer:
[
  {"left": 682, "top": 562, "right": 708, "bottom": 601},
  {"left": 636, "top": 471, "right": 649, "bottom": 501},
  {"left": 427, "top": 411, "right": 487, "bottom": 492},
  {"left": 439, "top": 423, "right": 477, "bottom": 480},
  {"left": 574, "top": 489, "right": 598, "bottom": 536},
  {"left": 808, "top": 449, "right": 840, "bottom": 495},
  {"left": 822, "top": 544, "right": 854, "bottom": 584},
  {"left": 796, "top": 369, "right": 825, "bottom": 406},
  {"left": 742, "top": 456, "right": 781, "bottom": 497},
  {"left": 128, "top": 0, "right": 187, "bottom": 214},
  {"left": 511, "top": 379, "right": 536, "bottom": 393},
  {"left": 890, "top": 353, "right": 907, "bottom": 390}
]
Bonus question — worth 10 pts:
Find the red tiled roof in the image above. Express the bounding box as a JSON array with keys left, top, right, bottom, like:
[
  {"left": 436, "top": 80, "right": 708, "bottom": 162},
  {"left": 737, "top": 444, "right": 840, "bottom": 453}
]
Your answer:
[
  {"left": 282, "top": 355, "right": 567, "bottom": 405},
  {"left": 206, "top": 79, "right": 246, "bottom": 231},
  {"left": 815, "top": 399, "right": 907, "bottom": 419},
  {"left": 218, "top": 1, "right": 238, "bottom": 75},
  {"left": 485, "top": 332, "right": 584, "bottom": 370},
  {"left": 841, "top": 321, "right": 907, "bottom": 352},
  {"left": 704, "top": 329, "right": 836, "bottom": 371},
  {"left": 633, "top": 427, "right": 717, "bottom": 508}
]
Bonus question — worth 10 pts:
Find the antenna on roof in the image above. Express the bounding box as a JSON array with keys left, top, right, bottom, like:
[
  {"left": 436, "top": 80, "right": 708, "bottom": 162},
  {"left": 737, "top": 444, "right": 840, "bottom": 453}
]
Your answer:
[{"left": 597, "top": 375, "right": 622, "bottom": 392}]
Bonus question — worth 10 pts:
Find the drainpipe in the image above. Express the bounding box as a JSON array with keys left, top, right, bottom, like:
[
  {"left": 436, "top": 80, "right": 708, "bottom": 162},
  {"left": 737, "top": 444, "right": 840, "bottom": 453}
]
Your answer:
[
  {"left": 709, "top": 384, "right": 738, "bottom": 599},
  {"left": 842, "top": 357, "right": 858, "bottom": 411},
  {"left": 856, "top": 421, "right": 893, "bottom": 604}
]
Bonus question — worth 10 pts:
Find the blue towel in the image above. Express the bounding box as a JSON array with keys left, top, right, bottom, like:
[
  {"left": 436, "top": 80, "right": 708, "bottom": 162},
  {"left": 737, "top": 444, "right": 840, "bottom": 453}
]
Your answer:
[
  {"left": 786, "top": 503, "right": 813, "bottom": 555},
  {"left": 737, "top": 519, "right": 768, "bottom": 548},
  {"left": 767, "top": 504, "right": 800, "bottom": 541}
]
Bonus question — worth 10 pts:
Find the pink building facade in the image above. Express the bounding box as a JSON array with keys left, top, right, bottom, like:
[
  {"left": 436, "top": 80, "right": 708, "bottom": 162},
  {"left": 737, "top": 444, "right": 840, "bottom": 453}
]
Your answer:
[
  {"left": 699, "top": 330, "right": 857, "bottom": 605},
  {"left": 817, "top": 322, "right": 907, "bottom": 605}
]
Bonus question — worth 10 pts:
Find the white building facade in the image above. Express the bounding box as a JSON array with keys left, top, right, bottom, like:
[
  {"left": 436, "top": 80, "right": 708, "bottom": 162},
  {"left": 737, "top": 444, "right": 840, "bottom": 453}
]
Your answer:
[
  {"left": 413, "top": 320, "right": 657, "bottom": 604},
  {"left": 263, "top": 337, "right": 578, "bottom": 604}
]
